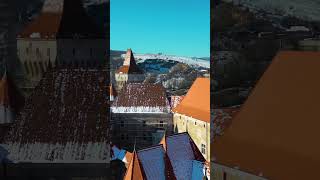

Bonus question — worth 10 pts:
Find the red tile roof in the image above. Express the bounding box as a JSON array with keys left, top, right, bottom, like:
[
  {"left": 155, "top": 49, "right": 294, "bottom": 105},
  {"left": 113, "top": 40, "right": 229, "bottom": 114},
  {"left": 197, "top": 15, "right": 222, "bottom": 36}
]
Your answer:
[
  {"left": 112, "top": 83, "right": 170, "bottom": 113},
  {"left": 173, "top": 78, "right": 210, "bottom": 122},
  {"left": 212, "top": 51, "right": 320, "bottom": 180},
  {"left": 18, "top": 0, "right": 104, "bottom": 39},
  {"left": 4, "top": 68, "right": 109, "bottom": 162},
  {"left": 125, "top": 133, "right": 207, "bottom": 180}
]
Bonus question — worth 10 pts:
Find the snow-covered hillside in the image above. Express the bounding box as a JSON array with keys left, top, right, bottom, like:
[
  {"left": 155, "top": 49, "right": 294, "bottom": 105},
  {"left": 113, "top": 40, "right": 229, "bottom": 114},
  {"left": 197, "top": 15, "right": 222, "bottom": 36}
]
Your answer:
[
  {"left": 121, "top": 53, "right": 210, "bottom": 69},
  {"left": 224, "top": 0, "right": 320, "bottom": 21}
]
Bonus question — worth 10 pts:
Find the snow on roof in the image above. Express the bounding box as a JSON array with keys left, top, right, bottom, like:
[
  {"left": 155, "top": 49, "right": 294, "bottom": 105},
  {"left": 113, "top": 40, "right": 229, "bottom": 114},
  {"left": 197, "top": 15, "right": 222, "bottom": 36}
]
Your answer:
[
  {"left": 212, "top": 107, "right": 240, "bottom": 141},
  {"left": 111, "top": 83, "right": 170, "bottom": 113},
  {"left": 173, "top": 78, "right": 210, "bottom": 122},
  {"left": 4, "top": 68, "right": 109, "bottom": 162}
]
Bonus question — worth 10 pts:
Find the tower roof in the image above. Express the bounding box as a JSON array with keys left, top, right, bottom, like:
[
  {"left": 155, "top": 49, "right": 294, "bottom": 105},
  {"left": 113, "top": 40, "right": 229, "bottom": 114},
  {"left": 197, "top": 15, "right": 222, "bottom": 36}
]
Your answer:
[
  {"left": 173, "top": 78, "right": 210, "bottom": 122},
  {"left": 117, "top": 49, "right": 143, "bottom": 74},
  {"left": 124, "top": 151, "right": 145, "bottom": 180},
  {"left": 212, "top": 51, "right": 320, "bottom": 180},
  {"left": 18, "top": 0, "right": 104, "bottom": 39}
]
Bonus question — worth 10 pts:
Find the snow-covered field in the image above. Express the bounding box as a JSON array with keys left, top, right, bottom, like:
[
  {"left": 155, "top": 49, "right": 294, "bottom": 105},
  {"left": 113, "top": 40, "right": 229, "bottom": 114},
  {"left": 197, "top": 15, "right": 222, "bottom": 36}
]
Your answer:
[
  {"left": 121, "top": 53, "right": 210, "bottom": 69},
  {"left": 224, "top": 0, "right": 320, "bottom": 21}
]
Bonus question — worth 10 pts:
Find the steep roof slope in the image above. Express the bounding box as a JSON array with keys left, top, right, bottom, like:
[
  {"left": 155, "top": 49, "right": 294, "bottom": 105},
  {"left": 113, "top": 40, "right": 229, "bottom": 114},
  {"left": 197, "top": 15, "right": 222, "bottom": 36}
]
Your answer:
[
  {"left": 173, "top": 78, "right": 210, "bottom": 122},
  {"left": 111, "top": 83, "right": 170, "bottom": 113},
  {"left": 117, "top": 49, "right": 143, "bottom": 74},
  {"left": 212, "top": 51, "right": 320, "bottom": 180},
  {"left": 18, "top": 0, "right": 104, "bottom": 39},
  {"left": 4, "top": 69, "right": 109, "bottom": 162}
]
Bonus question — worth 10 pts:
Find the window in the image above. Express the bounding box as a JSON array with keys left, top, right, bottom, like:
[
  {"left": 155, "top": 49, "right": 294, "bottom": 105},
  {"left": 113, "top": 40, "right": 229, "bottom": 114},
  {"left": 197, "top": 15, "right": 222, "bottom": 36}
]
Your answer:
[
  {"left": 201, "top": 144, "right": 206, "bottom": 154},
  {"left": 223, "top": 172, "right": 227, "bottom": 180},
  {"left": 204, "top": 124, "right": 206, "bottom": 128},
  {"left": 142, "top": 121, "right": 146, "bottom": 127},
  {"left": 159, "top": 121, "right": 164, "bottom": 127},
  {"left": 90, "top": 48, "right": 93, "bottom": 57},
  {"left": 36, "top": 48, "right": 39, "bottom": 55},
  {"left": 121, "top": 134, "right": 124, "bottom": 140},
  {"left": 24, "top": 62, "right": 29, "bottom": 74},
  {"left": 195, "top": 121, "right": 197, "bottom": 125},
  {"left": 34, "top": 62, "right": 38, "bottom": 75},
  {"left": 143, "top": 134, "right": 146, "bottom": 140},
  {"left": 120, "top": 121, "right": 124, "bottom": 127},
  {"left": 47, "top": 48, "right": 50, "bottom": 56}
]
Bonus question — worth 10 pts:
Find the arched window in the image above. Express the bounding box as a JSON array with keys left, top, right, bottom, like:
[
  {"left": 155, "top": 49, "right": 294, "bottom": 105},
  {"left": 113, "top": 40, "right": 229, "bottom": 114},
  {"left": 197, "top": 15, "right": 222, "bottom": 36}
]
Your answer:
[
  {"left": 34, "top": 62, "right": 38, "bottom": 76},
  {"left": 39, "top": 61, "right": 44, "bottom": 76},
  {"left": 24, "top": 61, "right": 29, "bottom": 75},
  {"left": 29, "top": 62, "right": 34, "bottom": 76}
]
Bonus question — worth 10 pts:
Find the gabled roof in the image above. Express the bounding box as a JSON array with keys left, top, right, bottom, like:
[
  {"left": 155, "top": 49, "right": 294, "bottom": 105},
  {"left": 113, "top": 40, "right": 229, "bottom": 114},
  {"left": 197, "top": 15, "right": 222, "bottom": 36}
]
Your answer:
[
  {"left": 18, "top": 0, "right": 104, "bottom": 39},
  {"left": 173, "top": 78, "right": 210, "bottom": 122},
  {"left": 124, "top": 151, "right": 145, "bottom": 180},
  {"left": 212, "top": 51, "right": 320, "bottom": 180},
  {"left": 116, "top": 49, "right": 143, "bottom": 74},
  {"left": 125, "top": 133, "right": 208, "bottom": 180},
  {"left": 0, "top": 71, "right": 25, "bottom": 112},
  {"left": 4, "top": 69, "right": 109, "bottom": 162},
  {"left": 109, "top": 83, "right": 117, "bottom": 97},
  {"left": 111, "top": 83, "right": 170, "bottom": 113}
]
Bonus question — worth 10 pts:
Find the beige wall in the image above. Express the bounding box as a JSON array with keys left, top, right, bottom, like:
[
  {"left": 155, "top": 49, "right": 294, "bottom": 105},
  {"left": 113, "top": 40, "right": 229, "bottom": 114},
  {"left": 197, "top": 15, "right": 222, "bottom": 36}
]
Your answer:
[
  {"left": 211, "top": 162, "right": 268, "bottom": 180},
  {"left": 173, "top": 113, "right": 210, "bottom": 161},
  {"left": 17, "top": 38, "right": 57, "bottom": 85},
  {"left": 115, "top": 73, "right": 145, "bottom": 91}
]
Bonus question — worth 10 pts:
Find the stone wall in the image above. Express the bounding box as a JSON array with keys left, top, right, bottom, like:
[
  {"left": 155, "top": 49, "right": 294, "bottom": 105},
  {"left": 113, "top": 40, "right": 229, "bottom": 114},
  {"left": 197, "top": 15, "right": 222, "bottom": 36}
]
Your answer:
[
  {"left": 173, "top": 113, "right": 210, "bottom": 161},
  {"left": 111, "top": 113, "right": 173, "bottom": 151}
]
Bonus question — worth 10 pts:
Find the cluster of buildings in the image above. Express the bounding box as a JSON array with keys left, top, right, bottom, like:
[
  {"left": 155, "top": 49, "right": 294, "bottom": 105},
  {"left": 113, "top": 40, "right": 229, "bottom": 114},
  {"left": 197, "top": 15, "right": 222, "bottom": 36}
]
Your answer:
[
  {"left": 211, "top": 51, "right": 320, "bottom": 180},
  {"left": 110, "top": 48, "right": 211, "bottom": 179},
  {"left": 0, "top": 0, "right": 211, "bottom": 180}
]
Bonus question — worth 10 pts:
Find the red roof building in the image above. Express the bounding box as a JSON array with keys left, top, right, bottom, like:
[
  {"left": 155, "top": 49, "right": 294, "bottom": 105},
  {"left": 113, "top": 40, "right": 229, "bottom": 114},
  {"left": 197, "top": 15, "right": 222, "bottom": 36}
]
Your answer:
[
  {"left": 124, "top": 133, "right": 209, "bottom": 180},
  {"left": 212, "top": 51, "right": 320, "bottom": 180},
  {"left": 4, "top": 69, "right": 109, "bottom": 163}
]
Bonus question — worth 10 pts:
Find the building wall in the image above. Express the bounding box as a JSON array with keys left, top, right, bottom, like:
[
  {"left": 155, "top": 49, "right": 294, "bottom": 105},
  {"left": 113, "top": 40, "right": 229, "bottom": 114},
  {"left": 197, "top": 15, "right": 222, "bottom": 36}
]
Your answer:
[
  {"left": 17, "top": 38, "right": 57, "bottom": 86},
  {"left": 111, "top": 113, "right": 173, "bottom": 150},
  {"left": 57, "top": 39, "right": 108, "bottom": 67},
  {"left": 173, "top": 113, "right": 210, "bottom": 161},
  {"left": 115, "top": 73, "right": 127, "bottom": 91},
  {"left": 115, "top": 73, "right": 145, "bottom": 91},
  {"left": 298, "top": 39, "right": 320, "bottom": 51},
  {"left": 211, "top": 162, "right": 268, "bottom": 180}
]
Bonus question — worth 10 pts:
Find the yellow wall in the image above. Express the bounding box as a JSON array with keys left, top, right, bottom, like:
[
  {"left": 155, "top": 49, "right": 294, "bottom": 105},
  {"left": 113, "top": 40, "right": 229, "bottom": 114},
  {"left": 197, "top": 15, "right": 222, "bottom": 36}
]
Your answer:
[{"left": 173, "top": 113, "right": 210, "bottom": 161}]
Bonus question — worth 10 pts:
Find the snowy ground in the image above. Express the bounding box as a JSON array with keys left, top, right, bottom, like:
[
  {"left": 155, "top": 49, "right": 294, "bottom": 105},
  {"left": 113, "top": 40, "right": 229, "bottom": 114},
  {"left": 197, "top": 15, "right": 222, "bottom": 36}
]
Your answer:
[
  {"left": 121, "top": 53, "right": 210, "bottom": 69},
  {"left": 223, "top": 0, "right": 320, "bottom": 21}
]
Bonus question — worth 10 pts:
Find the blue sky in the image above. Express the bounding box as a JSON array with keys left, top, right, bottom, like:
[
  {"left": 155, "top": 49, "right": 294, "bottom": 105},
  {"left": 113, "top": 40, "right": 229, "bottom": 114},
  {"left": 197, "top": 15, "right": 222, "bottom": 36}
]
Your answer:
[{"left": 111, "top": 0, "right": 210, "bottom": 57}]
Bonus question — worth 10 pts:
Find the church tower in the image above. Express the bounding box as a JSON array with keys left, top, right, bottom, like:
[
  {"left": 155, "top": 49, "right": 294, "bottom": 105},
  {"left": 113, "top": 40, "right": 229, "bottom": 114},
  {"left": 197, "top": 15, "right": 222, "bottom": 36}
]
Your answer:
[
  {"left": 17, "top": 0, "right": 108, "bottom": 87},
  {"left": 115, "top": 49, "right": 145, "bottom": 91}
]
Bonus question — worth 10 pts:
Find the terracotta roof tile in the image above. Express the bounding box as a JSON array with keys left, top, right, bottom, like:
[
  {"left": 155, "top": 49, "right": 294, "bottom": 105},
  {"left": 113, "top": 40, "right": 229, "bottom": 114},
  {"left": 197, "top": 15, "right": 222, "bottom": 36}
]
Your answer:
[
  {"left": 112, "top": 83, "right": 170, "bottom": 113},
  {"left": 4, "top": 68, "right": 109, "bottom": 162},
  {"left": 212, "top": 51, "right": 320, "bottom": 180},
  {"left": 173, "top": 78, "right": 210, "bottom": 122}
]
